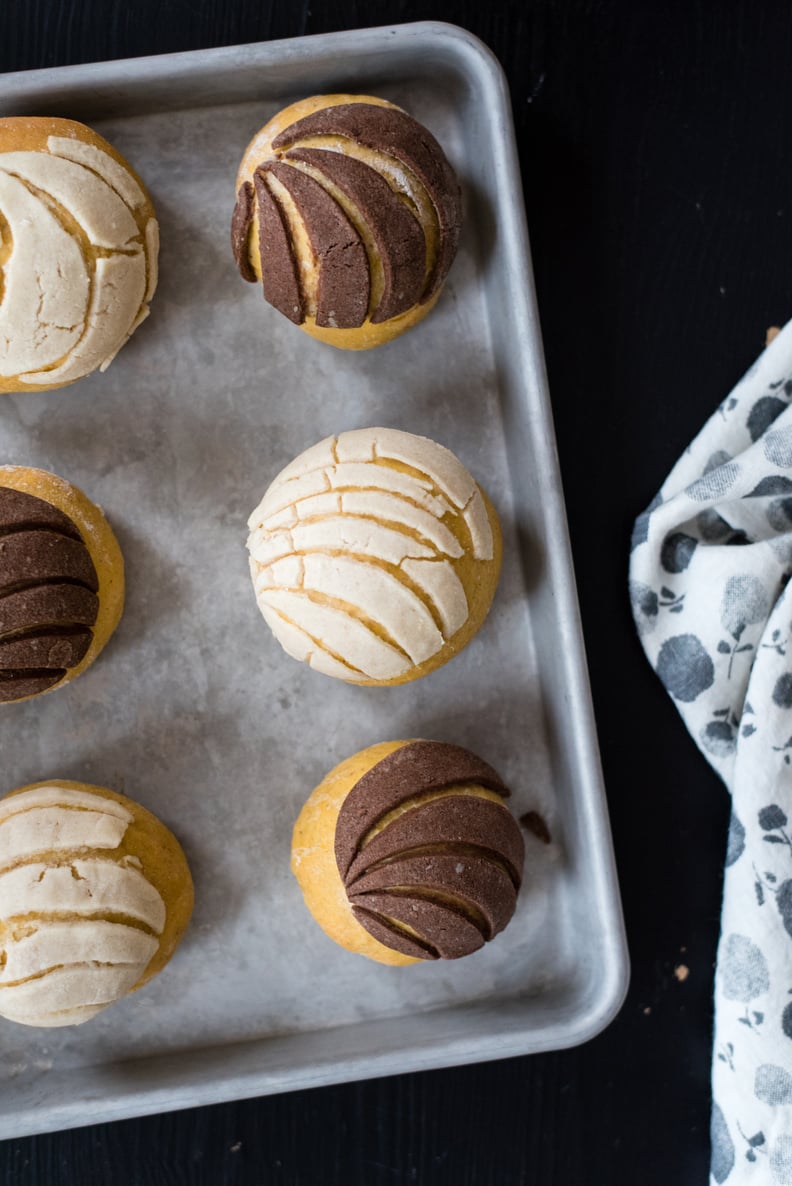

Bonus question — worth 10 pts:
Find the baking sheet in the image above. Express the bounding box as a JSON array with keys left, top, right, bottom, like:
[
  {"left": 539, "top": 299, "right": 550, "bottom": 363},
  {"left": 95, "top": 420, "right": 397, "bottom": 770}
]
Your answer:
[{"left": 0, "top": 22, "right": 628, "bottom": 1136}]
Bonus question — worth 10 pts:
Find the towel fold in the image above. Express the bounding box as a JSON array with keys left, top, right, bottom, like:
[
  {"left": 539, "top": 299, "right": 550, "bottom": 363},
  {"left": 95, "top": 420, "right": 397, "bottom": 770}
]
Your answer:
[{"left": 630, "top": 320, "right": 792, "bottom": 1185}]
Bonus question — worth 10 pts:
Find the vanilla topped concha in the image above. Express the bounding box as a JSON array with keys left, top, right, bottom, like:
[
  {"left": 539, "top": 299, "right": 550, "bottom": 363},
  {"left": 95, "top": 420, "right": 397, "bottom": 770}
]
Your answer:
[
  {"left": 246, "top": 428, "right": 502, "bottom": 685},
  {"left": 0, "top": 116, "right": 159, "bottom": 393},
  {"left": 0, "top": 781, "right": 193, "bottom": 1028}
]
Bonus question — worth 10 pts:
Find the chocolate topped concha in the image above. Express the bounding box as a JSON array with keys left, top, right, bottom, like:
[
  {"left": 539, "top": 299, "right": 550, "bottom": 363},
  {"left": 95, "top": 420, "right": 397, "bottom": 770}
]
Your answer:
[
  {"left": 0, "top": 466, "right": 124, "bottom": 703},
  {"left": 291, "top": 740, "right": 526, "bottom": 965},
  {"left": 231, "top": 95, "right": 463, "bottom": 349}
]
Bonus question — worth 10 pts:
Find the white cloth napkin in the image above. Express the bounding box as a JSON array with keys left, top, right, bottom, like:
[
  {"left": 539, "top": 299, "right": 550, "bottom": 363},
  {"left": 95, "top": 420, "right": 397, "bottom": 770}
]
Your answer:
[{"left": 630, "top": 320, "right": 792, "bottom": 1185}]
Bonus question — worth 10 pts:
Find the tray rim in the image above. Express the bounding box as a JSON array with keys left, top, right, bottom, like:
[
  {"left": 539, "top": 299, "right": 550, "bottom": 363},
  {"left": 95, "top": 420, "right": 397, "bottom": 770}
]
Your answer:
[{"left": 0, "top": 19, "right": 630, "bottom": 1139}]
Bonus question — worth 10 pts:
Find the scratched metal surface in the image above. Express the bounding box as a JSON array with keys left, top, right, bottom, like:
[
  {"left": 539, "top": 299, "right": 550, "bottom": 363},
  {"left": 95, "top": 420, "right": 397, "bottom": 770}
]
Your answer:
[{"left": 0, "top": 21, "right": 624, "bottom": 1144}]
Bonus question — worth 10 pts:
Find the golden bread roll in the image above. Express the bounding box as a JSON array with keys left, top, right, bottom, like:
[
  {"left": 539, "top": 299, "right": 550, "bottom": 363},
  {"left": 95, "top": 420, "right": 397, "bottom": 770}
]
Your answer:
[
  {"left": 292, "top": 740, "right": 525, "bottom": 965},
  {"left": 0, "top": 116, "right": 159, "bottom": 392},
  {"left": 0, "top": 465, "right": 124, "bottom": 703},
  {"left": 231, "top": 94, "right": 462, "bottom": 349},
  {"left": 0, "top": 779, "right": 194, "bottom": 1027},
  {"left": 246, "top": 427, "right": 501, "bottom": 685}
]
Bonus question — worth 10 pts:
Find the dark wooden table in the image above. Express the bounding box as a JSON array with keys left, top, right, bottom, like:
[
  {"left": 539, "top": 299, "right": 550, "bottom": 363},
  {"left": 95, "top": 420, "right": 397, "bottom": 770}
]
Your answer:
[{"left": 3, "top": 0, "right": 787, "bottom": 1181}]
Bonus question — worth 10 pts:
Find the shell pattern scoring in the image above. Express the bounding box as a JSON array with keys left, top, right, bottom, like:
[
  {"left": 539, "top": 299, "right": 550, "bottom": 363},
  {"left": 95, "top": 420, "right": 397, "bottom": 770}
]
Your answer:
[
  {"left": 0, "top": 486, "right": 99, "bottom": 702},
  {"left": 247, "top": 428, "right": 494, "bottom": 683},
  {"left": 335, "top": 742, "right": 525, "bottom": 960},
  {"left": 232, "top": 100, "right": 462, "bottom": 329},
  {"left": 0, "top": 133, "right": 158, "bottom": 387},
  {"left": 0, "top": 785, "right": 166, "bottom": 1027}
]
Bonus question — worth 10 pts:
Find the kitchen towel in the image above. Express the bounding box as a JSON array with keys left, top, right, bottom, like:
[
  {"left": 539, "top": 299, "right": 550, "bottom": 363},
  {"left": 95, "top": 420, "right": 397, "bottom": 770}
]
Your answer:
[{"left": 630, "top": 319, "right": 792, "bottom": 1185}]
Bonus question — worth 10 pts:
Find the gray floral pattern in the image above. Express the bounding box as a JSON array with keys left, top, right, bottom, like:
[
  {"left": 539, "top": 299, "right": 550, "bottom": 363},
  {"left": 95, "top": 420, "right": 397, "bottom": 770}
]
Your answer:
[
  {"left": 755, "top": 1066, "right": 792, "bottom": 1106},
  {"left": 630, "top": 321, "right": 792, "bottom": 1184},
  {"left": 656, "top": 634, "right": 715, "bottom": 701},
  {"left": 720, "top": 934, "right": 769, "bottom": 1003},
  {"left": 726, "top": 813, "right": 746, "bottom": 866}
]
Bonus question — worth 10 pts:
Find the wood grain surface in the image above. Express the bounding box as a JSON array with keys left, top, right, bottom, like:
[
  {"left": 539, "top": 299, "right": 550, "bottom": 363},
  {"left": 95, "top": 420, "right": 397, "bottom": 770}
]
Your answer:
[{"left": 2, "top": 0, "right": 789, "bottom": 1181}]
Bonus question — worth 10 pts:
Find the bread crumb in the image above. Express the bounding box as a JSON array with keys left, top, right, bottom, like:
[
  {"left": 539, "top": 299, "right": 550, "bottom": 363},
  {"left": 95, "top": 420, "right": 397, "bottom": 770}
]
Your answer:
[
  {"left": 767, "top": 326, "right": 781, "bottom": 345},
  {"left": 520, "top": 811, "right": 551, "bottom": 844},
  {"left": 674, "top": 964, "right": 689, "bottom": 982}
]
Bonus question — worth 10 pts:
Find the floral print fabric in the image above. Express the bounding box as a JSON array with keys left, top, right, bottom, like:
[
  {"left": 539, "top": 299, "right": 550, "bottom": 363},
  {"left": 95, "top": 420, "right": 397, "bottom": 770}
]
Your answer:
[{"left": 631, "top": 321, "right": 792, "bottom": 1183}]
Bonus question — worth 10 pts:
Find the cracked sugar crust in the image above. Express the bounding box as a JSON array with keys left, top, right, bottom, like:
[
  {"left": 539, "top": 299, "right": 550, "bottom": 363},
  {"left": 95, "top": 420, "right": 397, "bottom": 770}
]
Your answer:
[
  {"left": 232, "top": 94, "right": 462, "bottom": 350},
  {"left": 0, "top": 780, "right": 193, "bottom": 1028},
  {"left": 334, "top": 741, "right": 523, "bottom": 961},
  {"left": 0, "top": 485, "right": 99, "bottom": 702},
  {"left": 0, "top": 465, "right": 124, "bottom": 704},
  {"left": 291, "top": 739, "right": 525, "bottom": 966},
  {"left": 247, "top": 428, "right": 502, "bottom": 686},
  {"left": 0, "top": 116, "right": 159, "bottom": 393}
]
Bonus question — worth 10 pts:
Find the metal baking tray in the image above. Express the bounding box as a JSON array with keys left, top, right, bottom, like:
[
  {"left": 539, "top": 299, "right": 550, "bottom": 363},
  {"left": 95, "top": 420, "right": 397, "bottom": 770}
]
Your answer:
[{"left": 0, "top": 22, "right": 628, "bottom": 1138}]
